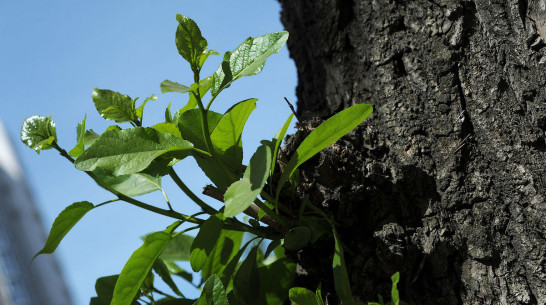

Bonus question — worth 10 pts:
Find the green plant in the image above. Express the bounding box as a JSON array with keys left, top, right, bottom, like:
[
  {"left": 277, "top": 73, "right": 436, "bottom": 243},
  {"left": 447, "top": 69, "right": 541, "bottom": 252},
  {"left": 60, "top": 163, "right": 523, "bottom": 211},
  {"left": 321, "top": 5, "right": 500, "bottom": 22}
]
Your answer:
[{"left": 22, "top": 14, "right": 375, "bottom": 305}]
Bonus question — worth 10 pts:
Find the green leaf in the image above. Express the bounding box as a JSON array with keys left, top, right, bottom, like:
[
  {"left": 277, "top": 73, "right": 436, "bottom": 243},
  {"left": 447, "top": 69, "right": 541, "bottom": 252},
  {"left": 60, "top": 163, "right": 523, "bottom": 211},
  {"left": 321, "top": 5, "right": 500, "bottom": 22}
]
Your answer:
[
  {"left": 152, "top": 122, "right": 182, "bottom": 138},
  {"left": 190, "top": 215, "right": 223, "bottom": 272},
  {"left": 160, "top": 233, "right": 194, "bottom": 261},
  {"left": 289, "top": 287, "right": 318, "bottom": 305},
  {"left": 69, "top": 114, "right": 86, "bottom": 157},
  {"left": 276, "top": 103, "right": 373, "bottom": 199},
  {"left": 161, "top": 80, "right": 192, "bottom": 93},
  {"left": 32, "top": 201, "right": 93, "bottom": 261},
  {"left": 75, "top": 127, "right": 194, "bottom": 176},
  {"left": 175, "top": 14, "right": 208, "bottom": 70},
  {"left": 84, "top": 129, "right": 100, "bottom": 146},
  {"left": 316, "top": 284, "right": 325, "bottom": 305},
  {"left": 93, "top": 168, "right": 162, "bottom": 197},
  {"left": 218, "top": 238, "right": 254, "bottom": 287},
  {"left": 390, "top": 272, "right": 400, "bottom": 305},
  {"left": 195, "top": 275, "right": 229, "bottom": 305},
  {"left": 21, "top": 115, "right": 57, "bottom": 154},
  {"left": 210, "top": 98, "right": 256, "bottom": 173},
  {"left": 90, "top": 275, "right": 139, "bottom": 305},
  {"left": 271, "top": 113, "right": 294, "bottom": 175},
  {"left": 179, "top": 76, "right": 213, "bottom": 116},
  {"left": 283, "top": 226, "right": 312, "bottom": 250},
  {"left": 264, "top": 240, "right": 281, "bottom": 259},
  {"left": 92, "top": 88, "right": 137, "bottom": 124},
  {"left": 153, "top": 259, "right": 183, "bottom": 296},
  {"left": 211, "top": 31, "right": 289, "bottom": 97},
  {"left": 256, "top": 257, "right": 296, "bottom": 305},
  {"left": 332, "top": 226, "right": 353, "bottom": 303},
  {"left": 156, "top": 299, "right": 195, "bottom": 305},
  {"left": 201, "top": 229, "right": 244, "bottom": 281},
  {"left": 111, "top": 231, "right": 172, "bottom": 305},
  {"left": 163, "top": 261, "right": 193, "bottom": 284},
  {"left": 224, "top": 143, "right": 272, "bottom": 217},
  {"left": 178, "top": 109, "right": 222, "bottom": 151},
  {"left": 198, "top": 49, "right": 219, "bottom": 70},
  {"left": 233, "top": 246, "right": 260, "bottom": 303},
  {"left": 135, "top": 94, "right": 158, "bottom": 119}
]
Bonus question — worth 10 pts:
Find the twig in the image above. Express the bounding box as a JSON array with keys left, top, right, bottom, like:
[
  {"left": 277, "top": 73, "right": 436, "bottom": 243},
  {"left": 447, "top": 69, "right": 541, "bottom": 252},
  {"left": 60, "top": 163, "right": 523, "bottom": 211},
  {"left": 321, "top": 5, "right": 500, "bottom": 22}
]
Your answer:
[{"left": 284, "top": 97, "right": 299, "bottom": 121}]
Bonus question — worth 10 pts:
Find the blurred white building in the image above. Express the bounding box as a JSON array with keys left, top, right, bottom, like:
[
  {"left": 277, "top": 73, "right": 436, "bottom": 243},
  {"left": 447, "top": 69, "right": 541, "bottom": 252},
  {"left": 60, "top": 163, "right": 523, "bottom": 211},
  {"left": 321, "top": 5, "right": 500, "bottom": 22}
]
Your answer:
[{"left": 0, "top": 121, "right": 72, "bottom": 305}]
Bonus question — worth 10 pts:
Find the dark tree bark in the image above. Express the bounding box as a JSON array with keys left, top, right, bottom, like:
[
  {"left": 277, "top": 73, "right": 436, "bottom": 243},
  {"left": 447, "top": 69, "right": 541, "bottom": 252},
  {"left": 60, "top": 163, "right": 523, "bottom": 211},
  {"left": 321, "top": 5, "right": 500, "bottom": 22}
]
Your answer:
[{"left": 278, "top": 0, "right": 546, "bottom": 304}]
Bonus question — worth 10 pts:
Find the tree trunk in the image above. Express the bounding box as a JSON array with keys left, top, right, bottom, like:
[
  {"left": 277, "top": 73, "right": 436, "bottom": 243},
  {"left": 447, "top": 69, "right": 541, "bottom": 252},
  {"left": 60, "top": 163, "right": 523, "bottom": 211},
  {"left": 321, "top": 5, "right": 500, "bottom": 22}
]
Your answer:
[{"left": 278, "top": 0, "right": 546, "bottom": 304}]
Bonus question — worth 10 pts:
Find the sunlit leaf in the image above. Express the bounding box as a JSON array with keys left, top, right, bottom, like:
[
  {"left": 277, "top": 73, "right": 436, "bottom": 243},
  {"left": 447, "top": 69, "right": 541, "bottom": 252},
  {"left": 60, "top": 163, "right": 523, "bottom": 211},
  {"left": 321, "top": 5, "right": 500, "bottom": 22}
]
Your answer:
[
  {"left": 75, "top": 127, "right": 194, "bottom": 176},
  {"left": 276, "top": 103, "right": 373, "bottom": 199},
  {"left": 161, "top": 80, "right": 192, "bottom": 94},
  {"left": 21, "top": 115, "right": 57, "bottom": 154},
  {"left": 271, "top": 113, "right": 294, "bottom": 175},
  {"left": 111, "top": 231, "right": 172, "bottom": 305},
  {"left": 211, "top": 32, "right": 289, "bottom": 97},
  {"left": 224, "top": 143, "right": 272, "bottom": 217},
  {"left": 93, "top": 168, "right": 162, "bottom": 197},
  {"left": 32, "top": 201, "right": 93, "bottom": 261},
  {"left": 289, "top": 287, "right": 318, "bottom": 305},
  {"left": 332, "top": 227, "right": 353, "bottom": 303},
  {"left": 175, "top": 14, "right": 208, "bottom": 71},
  {"left": 68, "top": 114, "right": 86, "bottom": 157},
  {"left": 135, "top": 94, "right": 157, "bottom": 119},
  {"left": 210, "top": 98, "right": 256, "bottom": 172},
  {"left": 195, "top": 275, "right": 229, "bottom": 305},
  {"left": 92, "top": 88, "right": 137, "bottom": 123}
]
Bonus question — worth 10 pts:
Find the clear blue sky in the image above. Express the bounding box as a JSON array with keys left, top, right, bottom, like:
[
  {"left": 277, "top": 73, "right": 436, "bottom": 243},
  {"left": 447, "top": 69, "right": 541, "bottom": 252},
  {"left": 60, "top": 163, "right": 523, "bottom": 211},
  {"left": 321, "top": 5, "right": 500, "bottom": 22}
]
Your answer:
[{"left": 0, "top": 1, "right": 297, "bottom": 304}]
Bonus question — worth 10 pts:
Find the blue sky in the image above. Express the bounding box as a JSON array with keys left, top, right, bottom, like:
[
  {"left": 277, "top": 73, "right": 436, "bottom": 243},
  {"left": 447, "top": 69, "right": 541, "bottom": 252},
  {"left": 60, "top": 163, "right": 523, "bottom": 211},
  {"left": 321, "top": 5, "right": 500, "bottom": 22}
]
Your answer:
[{"left": 0, "top": 1, "right": 297, "bottom": 304}]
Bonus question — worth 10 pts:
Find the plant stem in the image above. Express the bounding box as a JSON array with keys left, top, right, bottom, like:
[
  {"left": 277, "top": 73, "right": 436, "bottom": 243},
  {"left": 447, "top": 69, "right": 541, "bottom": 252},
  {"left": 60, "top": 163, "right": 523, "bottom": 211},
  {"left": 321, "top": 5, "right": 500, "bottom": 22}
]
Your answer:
[
  {"left": 54, "top": 144, "right": 203, "bottom": 225},
  {"left": 168, "top": 168, "right": 217, "bottom": 215},
  {"left": 253, "top": 198, "right": 290, "bottom": 230}
]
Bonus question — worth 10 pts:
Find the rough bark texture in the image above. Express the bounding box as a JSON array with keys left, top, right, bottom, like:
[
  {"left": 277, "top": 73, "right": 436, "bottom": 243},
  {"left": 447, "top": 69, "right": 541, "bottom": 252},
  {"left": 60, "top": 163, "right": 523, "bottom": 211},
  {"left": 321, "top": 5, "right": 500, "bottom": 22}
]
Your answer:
[{"left": 278, "top": 0, "right": 546, "bottom": 304}]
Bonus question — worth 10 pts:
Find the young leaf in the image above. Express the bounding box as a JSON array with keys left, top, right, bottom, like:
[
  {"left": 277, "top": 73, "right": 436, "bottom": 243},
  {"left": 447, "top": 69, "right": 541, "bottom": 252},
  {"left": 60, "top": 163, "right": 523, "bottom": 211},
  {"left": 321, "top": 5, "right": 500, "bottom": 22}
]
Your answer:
[
  {"left": 223, "top": 143, "right": 272, "bottom": 217},
  {"left": 160, "top": 233, "right": 194, "bottom": 261},
  {"left": 84, "top": 129, "right": 100, "bottom": 146},
  {"left": 210, "top": 98, "right": 257, "bottom": 172},
  {"left": 195, "top": 275, "right": 229, "bottom": 305},
  {"left": 271, "top": 113, "right": 294, "bottom": 175},
  {"left": 332, "top": 226, "right": 353, "bottom": 303},
  {"left": 391, "top": 272, "right": 400, "bottom": 305},
  {"left": 190, "top": 215, "right": 223, "bottom": 272},
  {"left": 233, "top": 246, "right": 260, "bottom": 303},
  {"left": 32, "top": 201, "right": 94, "bottom": 261},
  {"left": 276, "top": 103, "right": 373, "bottom": 199},
  {"left": 211, "top": 31, "right": 289, "bottom": 97},
  {"left": 152, "top": 122, "right": 182, "bottom": 138},
  {"left": 178, "top": 76, "right": 213, "bottom": 115},
  {"left": 289, "top": 287, "right": 318, "bottom": 305},
  {"left": 160, "top": 80, "right": 192, "bottom": 93},
  {"left": 111, "top": 231, "right": 172, "bottom": 305},
  {"left": 92, "top": 88, "right": 137, "bottom": 124},
  {"left": 153, "top": 259, "right": 183, "bottom": 296},
  {"left": 75, "top": 127, "right": 194, "bottom": 176},
  {"left": 135, "top": 94, "right": 157, "bottom": 120},
  {"left": 68, "top": 114, "right": 86, "bottom": 157},
  {"left": 21, "top": 115, "right": 57, "bottom": 154},
  {"left": 175, "top": 14, "right": 208, "bottom": 71},
  {"left": 93, "top": 169, "right": 162, "bottom": 197}
]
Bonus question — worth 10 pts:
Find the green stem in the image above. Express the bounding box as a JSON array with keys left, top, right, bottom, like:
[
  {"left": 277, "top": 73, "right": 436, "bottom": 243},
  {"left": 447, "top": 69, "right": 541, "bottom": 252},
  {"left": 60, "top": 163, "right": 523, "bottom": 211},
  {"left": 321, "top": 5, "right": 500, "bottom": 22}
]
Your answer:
[
  {"left": 54, "top": 144, "right": 203, "bottom": 225},
  {"left": 168, "top": 168, "right": 217, "bottom": 215},
  {"left": 253, "top": 198, "right": 290, "bottom": 229}
]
